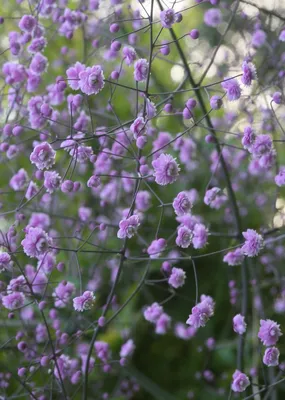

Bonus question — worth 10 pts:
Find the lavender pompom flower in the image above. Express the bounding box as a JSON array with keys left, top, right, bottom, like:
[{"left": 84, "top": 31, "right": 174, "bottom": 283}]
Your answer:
[
  {"left": 204, "top": 187, "right": 227, "bottom": 209},
  {"left": 258, "top": 319, "right": 282, "bottom": 346},
  {"left": 241, "top": 61, "right": 257, "bottom": 87},
  {"left": 18, "top": 15, "right": 36, "bottom": 32},
  {"left": 66, "top": 62, "right": 85, "bottom": 90},
  {"left": 117, "top": 215, "right": 140, "bottom": 239},
  {"left": 2, "top": 292, "right": 25, "bottom": 310},
  {"left": 147, "top": 238, "right": 166, "bottom": 258},
  {"left": 192, "top": 223, "right": 208, "bottom": 249},
  {"left": 204, "top": 8, "right": 222, "bottom": 27},
  {"left": 0, "top": 252, "right": 12, "bottom": 272},
  {"left": 78, "top": 65, "right": 105, "bottom": 95},
  {"left": 143, "top": 302, "right": 163, "bottom": 323},
  {"left": 122, "top": 46, "right": 136, "bottom": 65},
  {"left": 73, "top": 291, "right": 96, "bottom": 312},
  {"left": 223, "top": 248, "right": 244, "bottom": 266},
  {"left": 242, "top": 126, "right": 255, "bottom": 151},
  {"left": 21, "top": 227, "right": 52, "bottom": 259},
  {"left": 155, "top": 313, "right": 171, "bottom": 335},
  {"left": 44, "top": 170, "right": 61, "bottom": 193},
  {"left": 53, "top": 281, "right": 75, "bottom": 308},
  {"left": 186, "top": 295, "right": 215, "bottom": 328},
  {"left": 263, "top": 347, "right": 280, "bottom": 367},
  {"left": 160, "top": 8, "right": 177, "bottom": 29},
  {"left": 134, "top": 59, "right": 149, "bottom": 82},
  {"left": 176, "top": 225, "right": 193, "bottom": 248},
  {"left": 120, "top": 339, "right": 135, "bottom": 358},
  {"left": 172, "top": 191, "right": 193, "bottom": 216},
  {"left": 241, "top": 229, "right": 263, "bottom": 257},
  {"left": 210, "top": 95, "right": 223, "bottom": 110},
  {"left": 152, "top": 153, "right": 180, "bottom": 186},
  {"left": 30, "top": 142, "right": 56, "bottom": 170},
  {"left": 130, "top": 117, "right": 146, "bottom": 139},
  {"left": 221, "top": 78, "right": 241, "bottom": 101},
  {"left": 168, "top": 267, "right": 186, "bottom": 289},
  {"left": 233, "top": 314, "right": 247, "bottom": 335},
  {"left": 231, "top": 370, "right": 250, "bottom": 393},
  {"left": 251, "top": 29, "right": 267, "bottom": 48}
]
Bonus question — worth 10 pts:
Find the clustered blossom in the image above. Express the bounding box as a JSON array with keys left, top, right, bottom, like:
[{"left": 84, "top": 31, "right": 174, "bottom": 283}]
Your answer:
[
  {"left": 117, "top": 215, "right": 140, "bottom": 239},
  {"left": 233, "top": 314, "right": 247, "bottom": 335},
  {"left": 231, "top": 370, "right": 250, "bottom": 393},
  {"left": 1, "top": 1, "right": 285, "bottom": 397},
  {"left": 186, "top": 295, "right": 215, "bottom": 329},
  {"left": 172, "top": 191, "right": 193, "bottom": 216},
  {"left": 21, "top": 227, "right": 52, "bottom": 259},
  {"left": 67, "top": 63, "right": 105, "bottom": 95},
  {"left": 30, "top": 142, "right": 56, "bottom": 170},
  {"left": 221, "top": 78, "right": 242, "bottom": 101},
  {"left": 241, "top": 229, "right": 264, "bottom": 257},
  {"left": 73, "top": 291, "right": 96, "bottom": 312},
  {"left": 152, "top": 153, "right": 180, "bottom": 185},
  {"left": 258, "top": 319, "right": 282, "bottom": 346},
  {"left": 168, "top": 267, "right": 186, "bottom": 289}
]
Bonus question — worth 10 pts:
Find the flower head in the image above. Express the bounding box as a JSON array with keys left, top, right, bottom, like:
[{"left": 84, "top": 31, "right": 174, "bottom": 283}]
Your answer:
[
  {"left": 30, "top": 142, "right": 56, "bottom": 170},
  {"left": 231, "top": 370, "right": 250, "bottom": 393},
  {"left": 73, "top": 291, "right": 96, "bottom": 312},
  {"left": 134, "top": 59, "right": 149, "bottom": 82},
  {"left": 221, "top": 78, "right": 241, "bottom": 101},
  {"left": 176, "top": 225, "right": 193, "bottom": 248},
  {"left": 152, "top": 153, "right": 180, "bottom": 186},
  {"left": 168, "top": 267, "right": 186, "bottom": 289},
  {"left": 258, "top": 319, "right": 282, "bottom": 346},
  {"left": 21, "top": 227, "right": 52, "bottom": 259},
  {"left": 233, "top": 314, "right": 247, "bottom": 335},
  {"left": 241, "top": 229, "right": 263, "bottom": 257},
  {"left": 241, "top": 61, "right": 257, "bottom": 87},
  {"left": 263, "top": 347, "right": 280, "bottom": 367},
  {"left": 186, "top": 295, "right": 215, "bottom": 328},
  {"left": 173, "top": 191, "right": 193, "bottom": 216},
  {"left": 79, "top": 65, "right": 105, "bottom": 95}
]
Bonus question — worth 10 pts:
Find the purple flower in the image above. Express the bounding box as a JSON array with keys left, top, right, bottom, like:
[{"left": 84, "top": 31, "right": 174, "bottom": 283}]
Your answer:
[
  {"left": 263, "top": 347, "right": 280, "bottom": 367},
  {"left": 143, "top": 302, "right": 163, "bottom": 323},
  {"left": 130, "top": 117, "right": 146, "bottom": 139},
  {"left": 204, "top": 187, "right": 227, "bottom": 209},
  {"left": 221, "top": 78, "right": 241, "bottom": 101},
  {"left": 204, "top": 8, "right": 222, "bottom": 27},
  {"left": 135, "top": 190, "right": 151, "bottom": 211},
  {"left": 168, "top": 267, "right": 186, "bottom": 289},
  {"left": 233, "top": 314, "right": 247, "bottom": 335},
  {"left": 152, "top": 153, "right": 180, "bottom": 185},
  {"left": 9, "top": 168, "right": 29, "bottom": 191},
  {"left": 27, "top": 37, "right": 47, "bottom": 54},
  {"left": 160, "top": 9, "right": 177, "bottom": 29},
  {"left": 210, "top": 95, "right": 223, "bottom": 110},
  {"left": 21, "top": 227, "right": 52, "bottom": 259},
  {"left": 241, "top": 229, "right": 263, "bottom": 257},
  {"left": 231, "top": 370, "right": 250, "bottom": 393},
  {"left": 275, "top": 167, "right": 285, "bottom": 187},
  {"left": 173, "top": 191, "right": 193, "bottom": 216},
  {"left": 120, "top": 339, "right": 135, "bottom": 358},
  {"left": 67, "top": 62, "right": 85, "bottom": 90},
  {"left": 176, "top": 225, "right": 193, "bottom": 248},
  {"left": 79, "top": 65, "right": 105, "bottom": 95},
  {"left": 258, "top": 319, "right": 282, "bottom": 346},
  {"left": 44, "top": 170, "right": 61, "bottom": 193},
  {"left": 0, "top": 252, "right": 12, "bottom": 272},
  {"left": 53, "top": 281, "right": 75, "bottom": 308},
  {"left": 122, "top": 46, "right": 137, "bottom": 65},
  {"left": 73, "top": 291, "right": 96, "bottom": 312},
  {"left": 241, "top": 61, "right": 256, "bottom": 87},
  {"left": 252, "top": 29, "right": 267, "bottom": 48},
  {"left": 18, "top": 15, "right": 36, "bottom": 32},
  {"left": 2, "top": 292, "right": 25, "bottom": 310},
  {"left": 223, "top": 248, "right": 244, "bottom": 266},
  {"left": 117, "top": 215, "right": 140, "bottom": 239},
  {"left": 147, "top": 238, "right": 166, "bottom": 258},
  {"left": 30, "top": 142, "right": 56, "bottom": 170},
  {"left": 186, "top": 295, "right": 215, "bottom": 328},
  {"left": 192, "top": 223, "right": 208, "bottom": 249},
  {"left": 134, "top": 59, "right": 149, "bottom": 82},
  {"left": 242, "top": 126, "right": 255, "bottom": 151},
  {"left": 30, "top": 53, "right": 48, "bottom": 76},
  {"left": 155, "top": 313, "right": 171, "bottom": 335}
]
